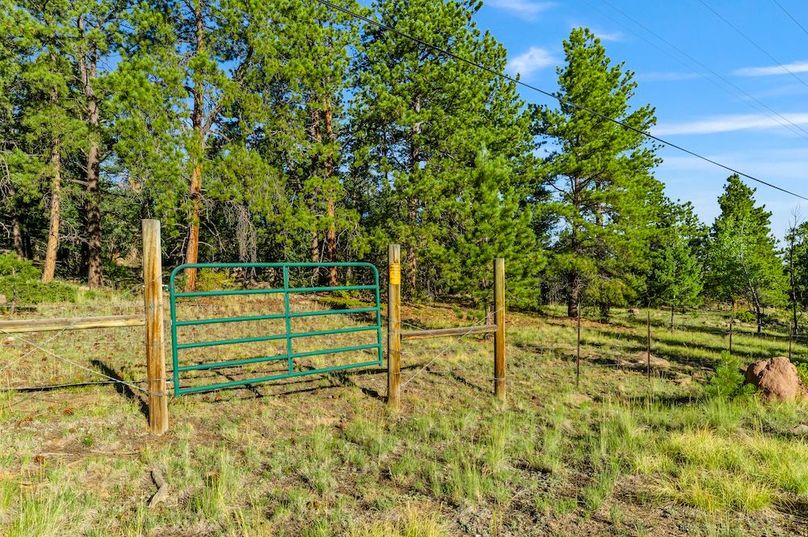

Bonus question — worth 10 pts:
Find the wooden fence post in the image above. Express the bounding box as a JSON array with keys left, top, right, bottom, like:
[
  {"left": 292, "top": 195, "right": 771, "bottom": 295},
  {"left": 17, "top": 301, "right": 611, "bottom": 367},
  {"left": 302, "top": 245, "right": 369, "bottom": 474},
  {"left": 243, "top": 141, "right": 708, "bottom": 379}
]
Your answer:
[
  {"left": 387, "top": 244, "right": 401, "bottom": 409},
  {"left": 494, "top": 258, "right": 506, "bottom": 401},
  {"left": 646, "top": 308, "right": 652, "bottom": 380},
  {"left": 143, "top": 219, "right": 168, "bottom": 435},
  {"left": 729, "top": 302, "right": 735, "bottom": 354},
  {"left": 576, "top": 305, "right": 581, "bottom": 387}
]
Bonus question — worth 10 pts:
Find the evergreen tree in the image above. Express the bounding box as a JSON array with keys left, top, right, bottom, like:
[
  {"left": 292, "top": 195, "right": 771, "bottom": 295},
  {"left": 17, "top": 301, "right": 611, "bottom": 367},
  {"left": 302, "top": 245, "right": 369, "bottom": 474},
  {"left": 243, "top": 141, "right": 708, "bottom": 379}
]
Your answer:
[
  {"left": 350, "top": 0, "right": 534, "bottom": 298},
  {"left": 705, "top": 175, "right": 787, "bottom": 334},
  {"left": 1, "top": 0, "right": 87, "bottom": 282},
  {"left": 71, "top": 0, "right": 123, "bottom": 287},
  {"left": 648, "top": 201, "right": 703, "bottom": 328},
  {"left": 446, "top": 149, "right": 542, "bottom": 308},
  {"left": 533, "top": 28, "right": 662, "bottom": 319},
  {"left": 784, "top": 216, "right": 808, "bottom": 335},
  {"left": 113, "top": 0, "right": 255, "bottom": 289},
  {"left": 239, "top": 0, "right": 364, "bottom": 279}
]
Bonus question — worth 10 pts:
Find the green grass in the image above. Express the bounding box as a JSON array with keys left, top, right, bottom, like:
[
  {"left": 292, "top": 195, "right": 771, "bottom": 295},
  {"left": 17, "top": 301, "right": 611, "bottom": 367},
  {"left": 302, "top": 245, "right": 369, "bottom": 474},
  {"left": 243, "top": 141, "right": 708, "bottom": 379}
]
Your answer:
[{"left": 1, "top": 296, "right": 807, "bottom": 535}]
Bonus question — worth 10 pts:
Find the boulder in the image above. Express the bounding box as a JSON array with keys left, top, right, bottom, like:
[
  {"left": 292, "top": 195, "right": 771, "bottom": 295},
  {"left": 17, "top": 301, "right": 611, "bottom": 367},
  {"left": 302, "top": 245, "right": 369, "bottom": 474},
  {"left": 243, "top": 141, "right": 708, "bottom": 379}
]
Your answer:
[{"left": 744, "top": 357, "right": 807, "bottom": 402}]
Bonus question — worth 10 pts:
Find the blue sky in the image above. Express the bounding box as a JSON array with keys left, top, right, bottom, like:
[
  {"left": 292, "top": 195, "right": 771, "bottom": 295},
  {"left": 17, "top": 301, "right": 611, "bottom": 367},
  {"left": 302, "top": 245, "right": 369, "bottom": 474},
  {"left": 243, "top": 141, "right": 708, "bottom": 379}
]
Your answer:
[{"left": 473, "top": 0, "right": 808, "bottom": 239}]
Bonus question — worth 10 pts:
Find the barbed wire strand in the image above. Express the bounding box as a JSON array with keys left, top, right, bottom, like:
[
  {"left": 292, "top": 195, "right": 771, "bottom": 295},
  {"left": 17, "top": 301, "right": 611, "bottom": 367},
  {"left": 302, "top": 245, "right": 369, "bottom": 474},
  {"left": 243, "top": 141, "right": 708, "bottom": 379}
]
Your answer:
[
  {"left": 400, "top": 306, "right": 500, "bottom": 389},
  {"left": 0, "top": 319, "right": 86, "bottom": 374},
  {"left": 0, "top": 327, "right": 150, "bottom": 395}
]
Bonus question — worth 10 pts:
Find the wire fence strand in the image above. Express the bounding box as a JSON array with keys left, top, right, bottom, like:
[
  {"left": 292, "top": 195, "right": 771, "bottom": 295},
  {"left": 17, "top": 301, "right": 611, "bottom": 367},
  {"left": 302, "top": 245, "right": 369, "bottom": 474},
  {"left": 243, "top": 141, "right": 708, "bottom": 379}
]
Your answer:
[
  {"left": 0, "top": 327, "right": 151, "bottom": 395},
  {"left": 400, "top": 306, "right": 500, "bottom": 389}
]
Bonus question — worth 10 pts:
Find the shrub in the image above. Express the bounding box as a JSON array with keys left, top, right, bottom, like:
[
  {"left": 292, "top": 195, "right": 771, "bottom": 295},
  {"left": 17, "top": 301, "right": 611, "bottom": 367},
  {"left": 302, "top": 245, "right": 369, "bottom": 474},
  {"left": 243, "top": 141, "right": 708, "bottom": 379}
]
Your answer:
[
  {"left": 0, "top": 252, "right": 77, "bottom": 304},
  {"left": 795, "top": 362, "right": 808, "bottom": 387},
  {"left": 734, "top": 310, "right": 756, "bottom": 324},
  {"left": 0, "top": 253, "right": 39, "bottom": 279},
  {"left": 196, "top": 269, "right": 236, "bottom": 292},
  {"left": 0, "top": 277, "right": 77, "bottom": 304},
  {"left": 705, "top": 352, "right": 755, "bottom": 398}
]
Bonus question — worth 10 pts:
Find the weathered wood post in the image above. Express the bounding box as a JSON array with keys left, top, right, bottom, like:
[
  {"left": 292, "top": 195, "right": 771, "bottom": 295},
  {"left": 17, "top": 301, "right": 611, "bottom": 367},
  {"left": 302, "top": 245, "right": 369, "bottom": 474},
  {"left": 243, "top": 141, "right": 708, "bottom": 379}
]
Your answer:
[
  {"left": 387, "top": 244, "right": 401, "bottom": 409},
  {"left": 576, "top": 305, "right": 581, "bottom": 387},
  {"left": 646, "top": 308, "right": 652, "bottom": 380},
  {"left": 143, "top": 219, "right": 168, "bottom": 435},
  {"left": 494, "top": 257, "right": 506, "bottom": 401},
  {"left": 729, "top": 302, "right": 735, "bottom": 354}
]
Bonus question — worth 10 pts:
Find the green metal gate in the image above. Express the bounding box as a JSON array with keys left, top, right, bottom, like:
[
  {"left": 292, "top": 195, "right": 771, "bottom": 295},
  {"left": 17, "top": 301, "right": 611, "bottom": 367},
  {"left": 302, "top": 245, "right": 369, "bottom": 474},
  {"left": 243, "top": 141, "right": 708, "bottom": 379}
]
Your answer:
[{"left": 168, "top": 262, "right": 383, "bottom": 396}]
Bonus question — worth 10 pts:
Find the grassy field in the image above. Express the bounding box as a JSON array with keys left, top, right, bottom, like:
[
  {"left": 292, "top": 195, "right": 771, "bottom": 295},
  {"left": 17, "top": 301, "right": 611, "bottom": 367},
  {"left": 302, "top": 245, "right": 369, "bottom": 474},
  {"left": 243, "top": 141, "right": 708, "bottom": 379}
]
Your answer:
[{"left": 1, "top": 294, "right": 807, "bottom": 536}]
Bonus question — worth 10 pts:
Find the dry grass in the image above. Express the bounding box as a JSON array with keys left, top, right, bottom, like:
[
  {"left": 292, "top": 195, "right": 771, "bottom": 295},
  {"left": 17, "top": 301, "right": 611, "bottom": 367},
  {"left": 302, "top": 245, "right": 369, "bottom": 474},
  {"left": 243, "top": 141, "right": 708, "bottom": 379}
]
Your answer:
[{"left": 1, "top": 295, "right": 807, "bottom": 535}]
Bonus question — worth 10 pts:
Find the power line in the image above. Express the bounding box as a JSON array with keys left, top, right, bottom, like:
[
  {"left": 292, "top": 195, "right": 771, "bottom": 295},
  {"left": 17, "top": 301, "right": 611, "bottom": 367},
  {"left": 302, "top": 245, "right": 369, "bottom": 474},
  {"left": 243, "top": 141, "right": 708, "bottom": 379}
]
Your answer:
[
  {"left": 770, "top": 0, "right": 808, "bottom": 38},
  {"left": 312, "top": 0, "right": 808, "bottom": 202},
  {"left": 697, "top": 0, "right": 808, "bottom": 89},
  {"left": 593, "top": 0, "right": 808, "bottom": 140}
]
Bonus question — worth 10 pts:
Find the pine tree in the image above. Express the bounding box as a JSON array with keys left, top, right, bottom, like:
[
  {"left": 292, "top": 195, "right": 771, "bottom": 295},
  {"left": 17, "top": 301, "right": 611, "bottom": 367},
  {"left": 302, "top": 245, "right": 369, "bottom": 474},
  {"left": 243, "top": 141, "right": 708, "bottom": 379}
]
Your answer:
[
  {"left": 705, "top": 175, "right": 787, "bottom": 334},
  {"left": 532, "top": 27, "right": 662, "bottom": 319},
  {"left": 446, "top": 149, "right": 542, "bottom": 308},
  {"left": 2, "top": 0, "right": 86, "bottom": 282},
  {"left": 113, "top": 0, "right": 254, "bottom": 289},
  {"left": 351, "top": 0, "right": 533, "bottom": 297},
  {"left": 648, "top": 201, "right": 703, "bottom": 328},
  {"left": 71, "top": 0, "right": 122, "bottom": 287},
  {"left": 784, "top": 216, "right": 808, "bottom": 335}
]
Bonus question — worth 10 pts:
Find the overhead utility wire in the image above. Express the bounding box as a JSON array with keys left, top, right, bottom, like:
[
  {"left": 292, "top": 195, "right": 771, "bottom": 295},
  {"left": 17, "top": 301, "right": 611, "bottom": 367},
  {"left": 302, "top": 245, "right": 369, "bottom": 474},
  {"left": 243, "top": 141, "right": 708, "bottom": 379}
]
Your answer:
[
  {"left": 770, "top": 0, "right": 808, "bottom": 38},
  {"left": 698, "top": 0, "right": 808, "bottom": 89},
  {"left": 592, "top": 0, "right": 808, "bottom": 140},
  {"left": 313, "top": 0, "right": 808, "bottom": 202}
]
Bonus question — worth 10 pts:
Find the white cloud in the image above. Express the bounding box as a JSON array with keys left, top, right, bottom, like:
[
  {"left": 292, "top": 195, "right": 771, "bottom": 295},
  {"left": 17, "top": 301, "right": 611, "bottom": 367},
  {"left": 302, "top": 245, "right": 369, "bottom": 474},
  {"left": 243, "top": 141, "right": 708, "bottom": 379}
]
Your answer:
[
  {"left": 568, "top": 24, "right": 624, "bottom": 42},
  {"left": 486, "top": 0, "right": 555, "bottom": 19},
  {"left": 739, "top": 83, "right": 808, "bottom": 100},
  {"left": 506, "top": 47, "right": 556, "bottom": 79},
  {"left": 658, "top": 147, "right": 808, "bottom": 237},
  {"left": 734, "top": 61, "right": 808, "bottom": 77},
  {"left": 592, "top": 29, "right": 624, "bottom": 42},
  {"left": 637, "top": 71, "right": 701, "bottom": 82},
  {"left": 654, "top": 113, "right": 808, "bottom": 136}
]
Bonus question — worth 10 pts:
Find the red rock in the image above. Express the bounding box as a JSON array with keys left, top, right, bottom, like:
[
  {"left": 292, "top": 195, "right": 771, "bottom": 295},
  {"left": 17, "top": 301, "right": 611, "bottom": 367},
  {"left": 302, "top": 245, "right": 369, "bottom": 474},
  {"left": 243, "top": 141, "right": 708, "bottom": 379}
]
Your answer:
[{"left": 745, "top": 357, "right": 807, "bottom": 402}]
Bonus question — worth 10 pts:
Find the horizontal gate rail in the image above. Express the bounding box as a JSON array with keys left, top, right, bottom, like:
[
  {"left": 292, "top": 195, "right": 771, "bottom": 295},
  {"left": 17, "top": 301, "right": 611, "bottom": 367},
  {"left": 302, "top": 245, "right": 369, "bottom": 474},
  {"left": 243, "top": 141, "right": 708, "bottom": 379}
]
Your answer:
[
  {"left": 173, "top": 306, "right": 378, "bottom": 327},
  {"left": 169, "top": 261, "right": 383, "bottom": 395},
  {"left": 175, "top": 284, "right": 376, "bottom": 299},
  {"left": 177, "top": 359, "right": 380, "bottom": 395}
]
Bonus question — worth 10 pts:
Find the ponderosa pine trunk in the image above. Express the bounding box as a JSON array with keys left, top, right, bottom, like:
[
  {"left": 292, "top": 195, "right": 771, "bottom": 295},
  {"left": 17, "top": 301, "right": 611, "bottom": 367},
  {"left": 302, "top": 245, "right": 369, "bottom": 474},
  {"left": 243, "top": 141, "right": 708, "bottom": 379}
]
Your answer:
[
  {"left": 567, "top": 272, "right": 581, "bottom": 318},
  {"left": 11, "top": 215, "right": 23, "bottom": 257},
  {"left": 42, "top": 136, "right": 61, "bottom": 283},
  {"left": 184, "top": 1, "right": 205, "bottom": 292},
  {"left": 307, "top": 103, "right": 322, "bottom": 284},
  {"left": 323, "top": 99, "right": 337, "bottom": 286},
  {"left": 2, "top": 161, "right": 24, "bottom": 257},
  {"left": 78, "top": 25, "right": 103, "bottom": 288},
  {"left": 752, "top": 291, "right": 763, "bottom": 335}
]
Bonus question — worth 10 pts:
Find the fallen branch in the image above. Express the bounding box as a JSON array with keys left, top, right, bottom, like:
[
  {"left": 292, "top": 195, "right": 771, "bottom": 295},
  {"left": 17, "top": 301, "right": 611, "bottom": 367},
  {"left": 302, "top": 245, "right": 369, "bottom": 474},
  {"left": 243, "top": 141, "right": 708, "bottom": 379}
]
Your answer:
[{"left": 148, "top": 467, "right": 169, "bottom": 508}]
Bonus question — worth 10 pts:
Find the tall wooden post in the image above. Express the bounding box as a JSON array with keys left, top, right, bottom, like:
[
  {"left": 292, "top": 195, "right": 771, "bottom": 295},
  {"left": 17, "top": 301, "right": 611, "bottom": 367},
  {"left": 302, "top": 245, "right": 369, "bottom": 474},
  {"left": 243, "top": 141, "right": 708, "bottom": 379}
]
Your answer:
[
  {"left": 576, "top": 305, "right": 581, "bottom": 387},
  {"left": 729, "top": 302, "right": 735, "bottom": 354},
  {"left": 494, "top": 258, "right": 506, "bottom": 401},
  {"left": 646, "top": 308, "right": 652, "bottom": 380},
  {"left": 387, "top": 244, "right": 401, "bottom": 409},
  {"left": 789, "top": 320, "right": 794, "bottom": 360},
  {"left": 143, "top": 219, "right": 168, "bottom": 435}
]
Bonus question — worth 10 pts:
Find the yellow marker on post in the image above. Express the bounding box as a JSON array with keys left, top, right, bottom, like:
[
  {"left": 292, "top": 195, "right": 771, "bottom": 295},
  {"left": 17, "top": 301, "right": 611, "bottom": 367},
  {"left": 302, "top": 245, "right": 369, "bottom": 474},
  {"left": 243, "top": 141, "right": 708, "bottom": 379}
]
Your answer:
[{"left": 389, "top": 261, "right": 401, "bottom": 285}]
